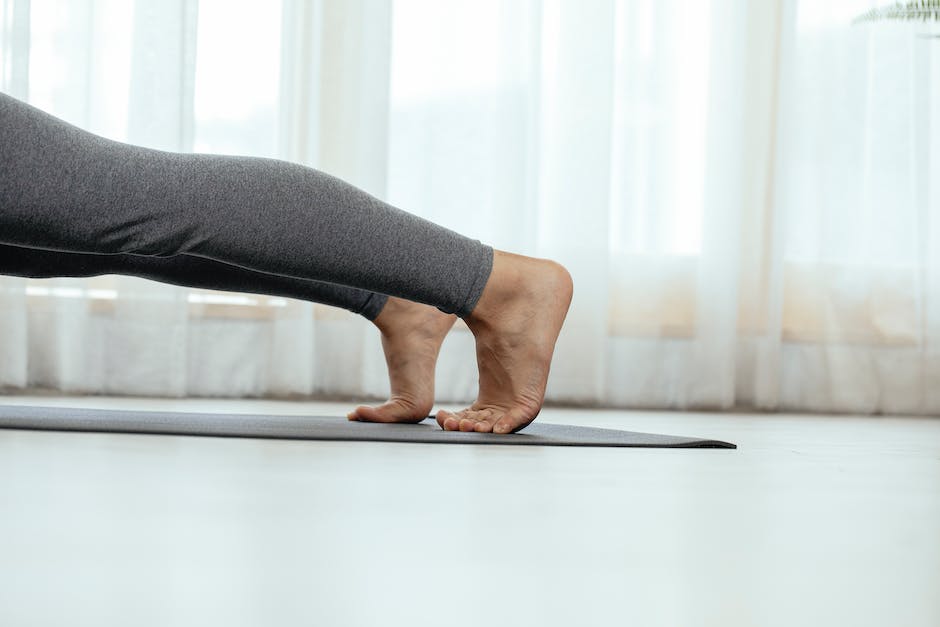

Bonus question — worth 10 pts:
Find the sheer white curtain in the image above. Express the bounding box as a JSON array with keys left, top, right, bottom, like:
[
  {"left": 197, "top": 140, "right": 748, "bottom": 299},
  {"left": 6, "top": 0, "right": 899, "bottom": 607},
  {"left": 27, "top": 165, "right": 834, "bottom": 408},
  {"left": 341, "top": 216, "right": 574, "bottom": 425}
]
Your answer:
[{"left": 1, "top": 0, "right": 937, "bottom": 413}]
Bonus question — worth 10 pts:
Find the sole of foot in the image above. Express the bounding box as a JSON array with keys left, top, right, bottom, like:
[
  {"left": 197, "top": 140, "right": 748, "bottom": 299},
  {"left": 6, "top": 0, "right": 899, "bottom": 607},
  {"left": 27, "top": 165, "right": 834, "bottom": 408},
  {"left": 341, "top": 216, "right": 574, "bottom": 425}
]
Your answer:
[
  {"left": 436, "top": 250, "right": 573, "bottom": 434},
  {"left": 347, "top": 296, "right": 456, "bottom": 424}
]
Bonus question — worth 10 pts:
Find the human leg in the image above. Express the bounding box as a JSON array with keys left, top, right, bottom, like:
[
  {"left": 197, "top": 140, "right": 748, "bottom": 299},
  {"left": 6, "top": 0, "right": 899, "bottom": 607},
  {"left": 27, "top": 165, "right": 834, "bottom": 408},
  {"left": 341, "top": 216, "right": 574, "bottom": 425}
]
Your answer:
[
  {"left": 0, "top": 243, "right": 388, "bottom": 319},
  {"left": 1, "top": 92, "right": 488, "bottom": 422},
  {"left": 0, "top": 242, "right": 456, "bottom": 421},
  {"left": 0, "top": 92, "right": 492, "bottom": 317},
  {"left": 0, "top": 93, "right": 572, "bottom": 433}
]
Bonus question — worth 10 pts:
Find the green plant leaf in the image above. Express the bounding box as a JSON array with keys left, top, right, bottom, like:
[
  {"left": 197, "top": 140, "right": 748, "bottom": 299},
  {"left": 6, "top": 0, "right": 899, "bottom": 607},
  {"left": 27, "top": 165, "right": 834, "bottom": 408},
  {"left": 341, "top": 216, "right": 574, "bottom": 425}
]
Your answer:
[{"left": 853, "top": 0, "right": 940, "bottom": 23}]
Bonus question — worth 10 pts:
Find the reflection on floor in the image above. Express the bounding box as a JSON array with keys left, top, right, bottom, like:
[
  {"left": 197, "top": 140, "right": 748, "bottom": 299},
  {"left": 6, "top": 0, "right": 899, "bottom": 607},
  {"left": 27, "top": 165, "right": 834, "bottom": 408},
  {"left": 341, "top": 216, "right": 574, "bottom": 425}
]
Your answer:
[{"left": 1, "top": 395, "right": 938, "bottom": 627}]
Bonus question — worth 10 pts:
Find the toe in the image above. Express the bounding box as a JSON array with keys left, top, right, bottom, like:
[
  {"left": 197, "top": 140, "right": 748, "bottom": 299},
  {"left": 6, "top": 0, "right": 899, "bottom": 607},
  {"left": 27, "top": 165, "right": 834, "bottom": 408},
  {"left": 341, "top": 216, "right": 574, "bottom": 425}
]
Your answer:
[
  {"left": 436, "top": 409, "right": 461, "bottom": 431},
  {"left": 354, "top": 401, "right": 427, "bottom": 424},
  {"left": 458, "top": 416, "right": 477, "bottom": 432},
  {"left": 349, "top": 405, "right": 376, "bottom": 422},
  {"left": 473, "top": 420, "right": 493, "bottom": 433},
  {"left": 493, "top": 406, "right": 537, "bottom": 434},
  {"left": 351, "top": 404, "right": 391, "bottom": 423},
  {"left": 456, "top": 408, "right": 496, "bottom": 432}
]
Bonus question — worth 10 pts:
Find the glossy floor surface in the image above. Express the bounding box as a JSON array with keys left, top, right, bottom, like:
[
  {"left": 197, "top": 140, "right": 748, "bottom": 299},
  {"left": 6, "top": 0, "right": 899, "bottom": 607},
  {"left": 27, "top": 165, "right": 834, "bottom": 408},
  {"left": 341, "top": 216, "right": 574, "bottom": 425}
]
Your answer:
[{"left": 1, "top": 395, "right": 938, "bottom": 627}]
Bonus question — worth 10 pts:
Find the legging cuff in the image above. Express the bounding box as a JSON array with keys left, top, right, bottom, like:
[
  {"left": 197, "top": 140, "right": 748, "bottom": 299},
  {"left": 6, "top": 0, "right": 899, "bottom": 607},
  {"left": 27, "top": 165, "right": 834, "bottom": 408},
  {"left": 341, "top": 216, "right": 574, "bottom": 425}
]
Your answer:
[
  {"left": 455, "top": 244, "right": 494, "bottom": 318},
  {"left": 357, "top": 291, "right": 389, "bottom": 321}
]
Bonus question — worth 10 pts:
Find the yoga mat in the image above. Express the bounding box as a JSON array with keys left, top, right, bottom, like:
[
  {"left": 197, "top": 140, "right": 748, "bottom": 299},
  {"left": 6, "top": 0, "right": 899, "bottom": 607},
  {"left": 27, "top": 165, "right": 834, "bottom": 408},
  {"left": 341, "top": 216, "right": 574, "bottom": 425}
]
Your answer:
[{"left": 0, "top": 405, "right": 736, "bottom": 449}]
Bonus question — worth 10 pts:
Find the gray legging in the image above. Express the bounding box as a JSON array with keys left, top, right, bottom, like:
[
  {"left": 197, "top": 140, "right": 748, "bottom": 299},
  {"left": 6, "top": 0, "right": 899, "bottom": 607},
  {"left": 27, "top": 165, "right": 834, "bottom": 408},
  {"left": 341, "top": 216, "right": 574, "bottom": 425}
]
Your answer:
[{"left": 0, "top": 92, "right": 493, "bottom": 320}]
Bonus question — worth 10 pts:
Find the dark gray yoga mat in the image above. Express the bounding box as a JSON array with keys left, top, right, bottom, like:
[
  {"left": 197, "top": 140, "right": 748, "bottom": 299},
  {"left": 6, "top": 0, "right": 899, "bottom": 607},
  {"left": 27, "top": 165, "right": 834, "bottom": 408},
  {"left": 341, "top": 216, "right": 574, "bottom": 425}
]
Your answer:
[{"left": 0, "top": 405, "right": 736, "bottom": 449}]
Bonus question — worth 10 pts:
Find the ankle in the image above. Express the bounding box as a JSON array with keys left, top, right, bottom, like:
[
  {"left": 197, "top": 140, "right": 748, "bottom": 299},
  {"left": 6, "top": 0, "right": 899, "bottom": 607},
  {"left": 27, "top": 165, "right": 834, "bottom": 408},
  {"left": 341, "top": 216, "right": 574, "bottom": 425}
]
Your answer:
[
  {"left": 373, "top": 296, "right": 455, "bottom": 338},
  {"left": 467, "top": 251, "right": 572, "bottom": 328},
  {"left": 466, "top": 251, "right": 518, "bottom": 323},
  {"left": 372, "top": 296, "right": 408, "bottom": 335}
]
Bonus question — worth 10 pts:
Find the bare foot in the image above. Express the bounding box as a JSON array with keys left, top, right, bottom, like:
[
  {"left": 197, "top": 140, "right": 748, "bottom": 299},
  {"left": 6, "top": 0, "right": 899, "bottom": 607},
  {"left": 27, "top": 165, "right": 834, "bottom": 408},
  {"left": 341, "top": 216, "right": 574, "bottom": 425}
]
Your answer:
[
  {"left": 436, "top": 250, "right": 573, "bottom": 434},
  {"left": 347, "top": 296, "right": 456, "bottom": 423}
]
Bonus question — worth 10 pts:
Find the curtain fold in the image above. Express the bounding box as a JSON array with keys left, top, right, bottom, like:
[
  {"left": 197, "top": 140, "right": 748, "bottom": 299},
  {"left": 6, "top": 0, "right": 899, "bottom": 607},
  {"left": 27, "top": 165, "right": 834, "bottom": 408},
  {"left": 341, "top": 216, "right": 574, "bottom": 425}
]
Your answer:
[
  {"left": 533, "top": 0, "right": 615, "bottom": 403},
  {"left": 0, "top": 0, "right": 937, "bottom": 414},
  {"left": 0, "top": 0, "right": 29, "bottom": 98}
]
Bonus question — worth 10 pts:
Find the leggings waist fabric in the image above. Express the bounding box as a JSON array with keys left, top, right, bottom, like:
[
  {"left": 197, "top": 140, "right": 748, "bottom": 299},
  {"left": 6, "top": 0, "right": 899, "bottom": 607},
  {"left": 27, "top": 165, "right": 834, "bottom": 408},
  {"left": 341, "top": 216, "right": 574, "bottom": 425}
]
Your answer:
[{"left": 0, "top": 92, "right": 493, "bottom": 318}]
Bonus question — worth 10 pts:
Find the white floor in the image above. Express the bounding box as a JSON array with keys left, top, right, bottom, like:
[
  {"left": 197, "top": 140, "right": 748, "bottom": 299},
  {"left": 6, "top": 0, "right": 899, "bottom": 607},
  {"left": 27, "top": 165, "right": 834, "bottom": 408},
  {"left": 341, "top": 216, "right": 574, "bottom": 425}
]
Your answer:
[{"left": 0, "top": 395, "right": 938, "bottom": 627}]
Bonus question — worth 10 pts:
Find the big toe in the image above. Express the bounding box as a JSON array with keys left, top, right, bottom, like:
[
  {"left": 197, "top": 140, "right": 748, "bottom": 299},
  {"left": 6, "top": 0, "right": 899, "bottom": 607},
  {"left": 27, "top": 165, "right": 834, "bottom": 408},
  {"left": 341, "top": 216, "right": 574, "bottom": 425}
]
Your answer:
[
  {"left": 349, "top": 400, "right": 428, "bottom": 423},
  {"left": 492, "top": 407, "right": 535, "bottom": 434}
]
